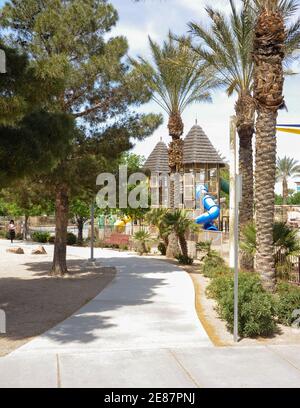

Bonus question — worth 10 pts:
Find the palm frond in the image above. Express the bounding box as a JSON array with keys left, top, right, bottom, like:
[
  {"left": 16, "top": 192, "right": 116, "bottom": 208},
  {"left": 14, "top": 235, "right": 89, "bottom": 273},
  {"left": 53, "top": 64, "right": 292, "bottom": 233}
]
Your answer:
[{"left": 130, "top": 32, "right": 217, "bottom": 116}]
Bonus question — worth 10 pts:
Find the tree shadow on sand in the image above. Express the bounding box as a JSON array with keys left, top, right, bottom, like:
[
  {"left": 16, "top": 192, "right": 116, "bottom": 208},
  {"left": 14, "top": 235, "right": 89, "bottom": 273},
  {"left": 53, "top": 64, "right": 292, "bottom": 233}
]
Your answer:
[{"left": 0, "top": 256, "right": 183, "bottom": 348}]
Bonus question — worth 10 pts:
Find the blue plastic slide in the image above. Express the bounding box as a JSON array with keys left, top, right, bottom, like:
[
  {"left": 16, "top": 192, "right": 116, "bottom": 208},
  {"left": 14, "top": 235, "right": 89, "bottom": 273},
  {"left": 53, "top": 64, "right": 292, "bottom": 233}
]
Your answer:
[{"left": 195, "top": 185, "right": 220, "bottom": 231}]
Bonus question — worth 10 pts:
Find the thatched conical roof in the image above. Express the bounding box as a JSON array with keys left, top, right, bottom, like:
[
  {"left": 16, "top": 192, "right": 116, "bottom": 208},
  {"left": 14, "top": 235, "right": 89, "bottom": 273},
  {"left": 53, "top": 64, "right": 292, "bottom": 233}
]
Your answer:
[
  {"left": 183, "top": 125, "right": 225, "bottom": 166},
  {"left": 143, "top": 140, "right": 170, "bottom": 173}
]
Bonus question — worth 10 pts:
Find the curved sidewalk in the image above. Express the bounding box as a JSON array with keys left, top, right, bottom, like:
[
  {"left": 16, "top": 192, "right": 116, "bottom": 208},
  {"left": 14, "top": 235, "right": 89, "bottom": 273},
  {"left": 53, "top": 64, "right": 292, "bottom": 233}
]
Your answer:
[
  {"left": 12, "top": 249, "right": 211, "bottom": 353},
  {"left": 1, "top": 248, "right": 300, "bottom": 388}
]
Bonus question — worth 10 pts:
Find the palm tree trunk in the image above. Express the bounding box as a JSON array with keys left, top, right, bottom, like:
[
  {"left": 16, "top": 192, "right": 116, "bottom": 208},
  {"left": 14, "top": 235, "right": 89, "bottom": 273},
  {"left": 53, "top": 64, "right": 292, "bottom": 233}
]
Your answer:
[
  {"left": 76, "top": 216, "right": 84, "bottom": 245},
  {"left": 178, "top": 234, "right": 188, "bottom": 258},
  {"left": 282, "top": 177, "right": 289, "bottom": 222},
  {"left": 23, "top": 214, "right": 30, "bottom": 241},
  {"left": 52, "top": 185, "right": 69, "bottom": 276},
  {"left": 282, "top": 177, "right": 288, "bottom": 205},
  {"left": 166, "top": 232, "right": 180, "bottom": 258},
  {"left": 168, "top": 112, "right": 184, "bottom": 140},
  {"left": 255, "top": 109, "right": 278, "bottom": 291},
  {"left": 162, "top": 233, "right": 169, "bottom": 248},
  {"left": 167, "top": 112, "right": 184, "bottom": 254},
  {"left": 253, "top": 5, "right": 285, "bottom": 292},
  {"left": 168, "top": 112, "right": 184, "bottom": 173},
  {"left": 236, "top": 93, "right": 255, "bottom": 270},
  {"left": 239, "top": 131, "right": 254, "bottom": 270}
]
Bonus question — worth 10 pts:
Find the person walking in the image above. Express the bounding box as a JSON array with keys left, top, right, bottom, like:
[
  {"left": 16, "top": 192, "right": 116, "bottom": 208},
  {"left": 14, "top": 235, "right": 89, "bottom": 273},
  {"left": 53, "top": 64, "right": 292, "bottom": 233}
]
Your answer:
[{"left": 8, "top": 220, "right": 16, "bottom": 244}]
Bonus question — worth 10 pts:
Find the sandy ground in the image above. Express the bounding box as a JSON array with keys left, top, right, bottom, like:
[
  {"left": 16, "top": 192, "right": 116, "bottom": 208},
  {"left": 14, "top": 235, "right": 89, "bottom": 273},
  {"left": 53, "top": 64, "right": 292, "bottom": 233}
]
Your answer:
[{"left": 0, "top": 241, "right": 116, "bottom": 356}]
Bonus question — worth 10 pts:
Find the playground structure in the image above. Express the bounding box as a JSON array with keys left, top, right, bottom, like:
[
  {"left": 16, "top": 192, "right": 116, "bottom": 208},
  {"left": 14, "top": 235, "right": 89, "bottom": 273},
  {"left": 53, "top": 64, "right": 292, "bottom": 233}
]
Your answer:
[
  {"left": 144, "top": 123, "right": 228, "bottom": 230},
  {"left": 195, "top": 184, "right": 220, "bottom": 231}
]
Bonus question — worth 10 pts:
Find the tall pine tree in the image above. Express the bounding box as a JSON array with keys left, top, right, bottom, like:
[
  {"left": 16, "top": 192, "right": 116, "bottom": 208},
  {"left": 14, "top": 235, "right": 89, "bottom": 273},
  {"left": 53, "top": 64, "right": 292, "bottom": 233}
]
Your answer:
[{"left": 1, "top": 1, "right": 161, "bottom": 275}]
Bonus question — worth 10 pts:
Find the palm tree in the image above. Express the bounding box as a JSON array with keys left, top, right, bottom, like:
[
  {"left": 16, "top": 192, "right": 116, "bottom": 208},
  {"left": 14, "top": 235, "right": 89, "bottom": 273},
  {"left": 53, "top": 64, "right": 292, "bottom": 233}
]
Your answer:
[
  {"left": 163, "top": 210, "right": 194, "bottom": 258},
  {"left": 146, "top": 208, "right": 170, "bottom": 247},
  {"left": 131, "top": 32, "right": 218, "bottom": 172},
  {"left": 186, "top": 0, "right": 300, "bottom": 269},
  {"left": 188, "top": 1, "right": 255, "bottom": 254},
  {"left": 241, "top": 221, "right": 300, "bottom": 259},
  {"left": 276, "top": 156, "right": 300, "bottom": 204},
  {"left": 133, "top": 230, "right": 152, "bottom": 255},
  {"left": 253, "top": 0, "right": 287, "bottom": 292}
]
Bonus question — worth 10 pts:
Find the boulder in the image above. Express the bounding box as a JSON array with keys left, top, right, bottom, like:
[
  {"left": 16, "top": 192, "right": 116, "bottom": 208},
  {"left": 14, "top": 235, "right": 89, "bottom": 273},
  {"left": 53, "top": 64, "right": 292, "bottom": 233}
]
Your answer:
[
  {"left": 6, "top": 247, "right": 24, "bottom": 255},
  {"left": 32, "top": 246, "right": 47, "bottom": 255}
]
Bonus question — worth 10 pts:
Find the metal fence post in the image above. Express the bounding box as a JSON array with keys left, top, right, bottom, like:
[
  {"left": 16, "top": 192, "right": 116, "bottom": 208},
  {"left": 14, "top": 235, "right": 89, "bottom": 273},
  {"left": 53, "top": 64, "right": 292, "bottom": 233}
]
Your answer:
[{"left": 89, "top": 202, "right": 96, "bottom": 262}]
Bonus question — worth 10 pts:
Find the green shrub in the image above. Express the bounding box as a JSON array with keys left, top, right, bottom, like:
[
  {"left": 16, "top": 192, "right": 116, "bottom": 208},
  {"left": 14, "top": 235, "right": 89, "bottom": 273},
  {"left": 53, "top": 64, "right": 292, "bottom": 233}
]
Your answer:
[
  {"left": 158, "top": 242, "right": 167, "bottom": 256},
  {"left": 48, "top": 235, "right": 55, "bottom": 244},
  {"left": 275, "top": 283, "right": 300, "bottom": 326},
  {"left": 241, "top": 292, "right": 276, "bottom": 337},
  {"left": 94, "top": 240, "right": 104, "bottom": 248},
  {"left": 201, "top": 252, "right": 228, "bottom": 278},
  {"left": 241, "top": 222, "right": 300, "bottom": 258},
  {"left": 207, "top": 273, "right": 232, "bottom": 300},
  {"left": 196, "top": 240, "right": 212, "bottom": 253},
  {"left": 208, "top": 272, "right": 276, "bottom": 338},
  {"left": 176, "top": 254, "right": 194, "bottom": 265},
  {"left": 67, "top": 232, "right": 77, "bottom": 246},
  {"left": 31, "top": 231, "right": 50, "bottom": 243},
  {"left": 133, "top": 230, "right": 152, "bottom": 255}
]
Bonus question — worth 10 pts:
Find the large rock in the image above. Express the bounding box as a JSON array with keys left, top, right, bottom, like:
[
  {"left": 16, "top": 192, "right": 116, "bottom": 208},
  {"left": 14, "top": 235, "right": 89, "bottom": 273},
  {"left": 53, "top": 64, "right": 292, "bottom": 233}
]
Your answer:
[
  {"left": 6, "top": 247, "right": 24, "bottom": 255},
  {"left": 32, "top": 246, "right": 47, "bottom": 255}
]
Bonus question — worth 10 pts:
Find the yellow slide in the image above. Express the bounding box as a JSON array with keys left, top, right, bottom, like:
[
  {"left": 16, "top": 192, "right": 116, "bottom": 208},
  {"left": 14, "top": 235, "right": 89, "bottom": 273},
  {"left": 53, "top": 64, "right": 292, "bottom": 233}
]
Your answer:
[{"left": 115, "top": 217, "right": 132, "bottom": 228}]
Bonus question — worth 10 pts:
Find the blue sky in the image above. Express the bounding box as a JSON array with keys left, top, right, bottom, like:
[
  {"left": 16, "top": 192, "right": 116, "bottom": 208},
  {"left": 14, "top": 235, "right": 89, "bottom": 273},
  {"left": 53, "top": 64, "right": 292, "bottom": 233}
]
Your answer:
[{"left": 1, "top": 0, "right": 300, "bottom": 188}]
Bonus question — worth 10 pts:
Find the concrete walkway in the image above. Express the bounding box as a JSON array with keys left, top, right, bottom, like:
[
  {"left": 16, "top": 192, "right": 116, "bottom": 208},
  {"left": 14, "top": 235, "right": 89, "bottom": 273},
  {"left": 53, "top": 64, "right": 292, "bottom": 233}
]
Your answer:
[
  {"left": 12, "top": 248, "right": 211, "bottom": 352},
  {"left": 1, "top": 247, "right": 300, "bottom": 388}
]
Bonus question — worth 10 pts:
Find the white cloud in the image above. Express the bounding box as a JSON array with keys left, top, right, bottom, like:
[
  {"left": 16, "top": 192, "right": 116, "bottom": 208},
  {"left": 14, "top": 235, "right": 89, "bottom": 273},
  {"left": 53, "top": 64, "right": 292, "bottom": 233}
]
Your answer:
[{"left": 110, "top": 21, "right": 162, "bottom": 56}]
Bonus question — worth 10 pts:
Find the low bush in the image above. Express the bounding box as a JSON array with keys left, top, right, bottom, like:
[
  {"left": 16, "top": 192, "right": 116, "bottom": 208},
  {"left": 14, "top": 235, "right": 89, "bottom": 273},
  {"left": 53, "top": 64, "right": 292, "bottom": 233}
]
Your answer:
[
  {"left": 94, "top": 240, "right": 104, "bottom": 248},
  {"left": 176, "top": 254, "right": 194, "bottom": 265},
  {"left": 31, "top": 231, "right": 50, "bottom": 243},
  {"left": 95, "top": 241, "right": 120, "bottom": 249},
  {"left": 201, "top": 252, "right": 228, "bottom": 278},
  {"left": 133, "top": 230, "right": 152, "bottom": 255},
  {"left": 48, "top": 235, "right": 55, "bottom": 244},
  {"left": 207, "top": 271, "right": 276, "bottom": 338},
  {"left": 275, "top": 283, "right": 300, "bottom": 326},
  {"left": 67, "top": 232, "right": 77, "bottom": 246},
  {"left": 158, "top": 242, "right": 167, "bottom": 256},
  {"left": 197, "top": 240, "right": 212, "bottom": 251},
  {"left": 40, "top": 233, "right": 77, "bottom": 246}
]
